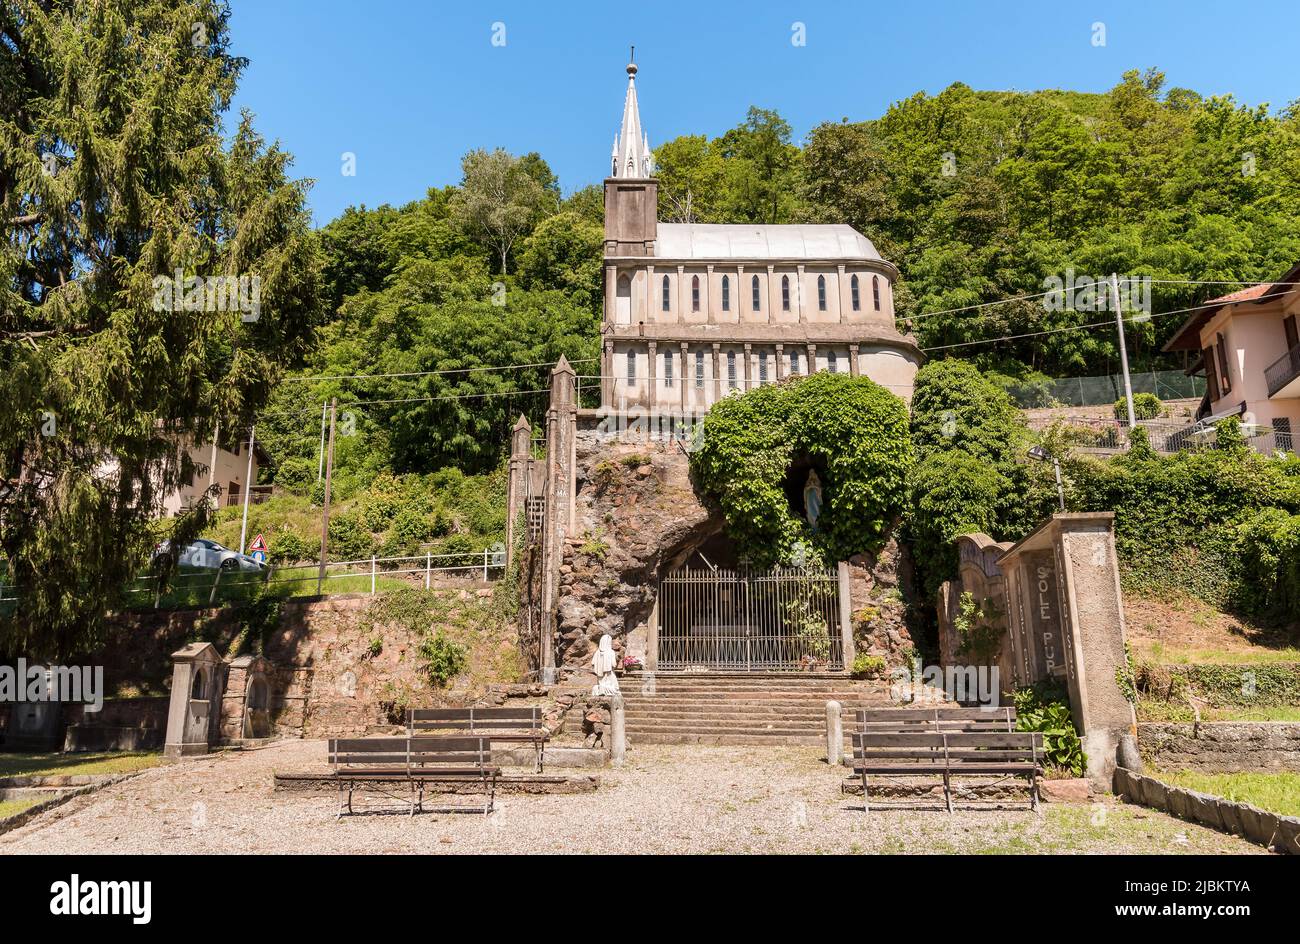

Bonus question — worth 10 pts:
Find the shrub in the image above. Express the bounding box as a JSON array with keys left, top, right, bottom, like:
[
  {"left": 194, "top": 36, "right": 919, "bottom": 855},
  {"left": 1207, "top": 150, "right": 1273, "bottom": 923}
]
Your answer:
[
  {"left": 274, "top": 457, "right": 315, "bottom": 493},
  {"left": 419, "top": 631, "right": 468, "bottom": 687},
  {"left": 1113, "top": 392, "right": 1162, "bottom": 421},
  {"left": 911, "top": 358, "right": 1026, "bottom": 466},
  {"left": 851, "top": 653, "right": 887, "bottom": 679},
  {"left": 270, "top": 531, "right": 314, "bottom": 564},
  {"left": 1012, "top": 681, "right": 1085, "bottom": 777},
  {"left": 327, "top": 512, "right": 375, "bottom": 561},
  {"left": 906, "top": 452, "right": 1005, "bottom": 596}
]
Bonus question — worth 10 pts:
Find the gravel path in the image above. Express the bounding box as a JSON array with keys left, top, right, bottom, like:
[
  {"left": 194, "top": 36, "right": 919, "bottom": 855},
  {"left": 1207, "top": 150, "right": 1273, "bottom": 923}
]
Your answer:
[{"left": 0, "top": 740, "right": 1263, "bottom": 854}]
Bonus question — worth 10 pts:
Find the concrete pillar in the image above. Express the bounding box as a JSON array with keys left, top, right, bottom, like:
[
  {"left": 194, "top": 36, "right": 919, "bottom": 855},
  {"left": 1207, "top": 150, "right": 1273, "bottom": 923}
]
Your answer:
[
  {"left": 505, "top": 414, "right": 531, "bottom": 564},
  {"left": 645, "top": 265, "right": 655, "bottom": 322},
  {"left": 646, "top": 340, "right": 657, "bottom": 409},
  {"left": 712, "top": 343, "right": 722, "bottom": 404},
  {"left": 807, "top": 343, "right": 817, "bottom": 375},
  {"left": 604, "top": 264, "right": 616, "bottom": 324},
  {"left": 743, "top": 342, "right": 753, "bottom": 391},
  {"left": 825, "top": 700, "right": 843, "bottom": 766},
  {"left": 849, "top": 343, "right": 860, "bottom": 377},
  {"left": 797, "top": 264, "right": 807, "bottom": 323},
  {"left": 680, "top": 342, "right": 689, "bottom": 412},
  {"left": 601, "top": 341, "right": 614, "bottom": 406},
  {"left": 676, "top": 265, "right": 686, "bottom": 319},
  {"left": 737, "top": 265, "right": 746, "bottom": 320},
  {"left": 610, "top": 694, "right": 627, "bottom": 766},
  {"left": 837, "top": 263, "right": 849, "bottom": 318},
  {"left": 776, "top": 343, "right": 786, "bottom": 381},
  {"left": 540, "top": 356, "right": 578, "bottom": 682},
  {"left": 838, "top": 561, "right": 855, "bottom": 670}
]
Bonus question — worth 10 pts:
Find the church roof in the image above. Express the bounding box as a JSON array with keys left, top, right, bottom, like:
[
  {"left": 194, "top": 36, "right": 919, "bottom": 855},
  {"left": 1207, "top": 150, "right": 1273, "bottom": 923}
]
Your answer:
[{"left": 654, "top": 224, "right": 883, "bottom": 262}]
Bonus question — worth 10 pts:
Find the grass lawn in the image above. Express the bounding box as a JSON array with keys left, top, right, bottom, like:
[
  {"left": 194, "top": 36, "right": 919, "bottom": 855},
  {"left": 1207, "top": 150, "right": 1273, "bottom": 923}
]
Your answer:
[
  {"left": 0, "top": 797, "right": 40, "bottom": 820},
  {"left": 0, "top": 751, "right": 161, "bottom": 779},
  {"left": 1137, "top": 701, "right": 1300, "bottom": 722},
  {"left": 1156, "top": 769, "right": 1300, "bottom": 818}
]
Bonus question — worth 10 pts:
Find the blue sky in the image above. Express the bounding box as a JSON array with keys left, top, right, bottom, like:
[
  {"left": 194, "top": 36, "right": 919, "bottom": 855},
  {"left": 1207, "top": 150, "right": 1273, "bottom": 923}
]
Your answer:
[{"left": 227, "top": 1, "right": 1296, "bottom": 227}]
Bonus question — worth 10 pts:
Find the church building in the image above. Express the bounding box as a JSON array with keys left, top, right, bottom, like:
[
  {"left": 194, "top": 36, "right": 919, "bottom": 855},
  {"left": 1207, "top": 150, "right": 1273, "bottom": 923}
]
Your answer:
[{"left": 598, "top": 59, "right": 922, "bottom": 412}]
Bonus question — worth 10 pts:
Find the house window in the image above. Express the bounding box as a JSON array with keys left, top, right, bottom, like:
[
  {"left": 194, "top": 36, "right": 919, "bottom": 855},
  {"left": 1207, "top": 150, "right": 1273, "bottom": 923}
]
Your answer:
[
  {"left": 627, "top": 350, "right": 637, "bottom": 385},
  {"left": 817, "top": 275, "right": 827, "bottom": 311},
  {"left": 872, "top": 275, "right": 881, "bottom": 311},
  {"left": 664, "top": 350, "right": 674, "bottom": 388},
  {"left": 789, "top": 350, "right": 800, "bottom": 375},
  {"left": 721, "top": 275, "right": 730, "bottom": 311},
  {"left": 782, "top": 275, "right": 790, "bottom": 311},
  {"left": 1216, "top": 333, "right": 1232, "bottom": 395},
  {"left": 828, "top": 351, "right": 838, "bottom": 374},
  {"left": 662, "top": 275, "right": 671, "bottom": 312},
  {"left": 727, "top": 351, "right": 737, "bottom": 388},
  {"left": 695, "top": 350, "right": 704, "bottom": 388},
  {"left": 851, "top": 275, "right": 860, "bottom": 311},
  {"left": 691, "top": 275, "right": 700, "bottom": 312},
  {"left": 752, "top": 275, "right": 761, "bottom": 311},
  {"left": 759, "top": 351, "right": 769, "bottom": 384}
]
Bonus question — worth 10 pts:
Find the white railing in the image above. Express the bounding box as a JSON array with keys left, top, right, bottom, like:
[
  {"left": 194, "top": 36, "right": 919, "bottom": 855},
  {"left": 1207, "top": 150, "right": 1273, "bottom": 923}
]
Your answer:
[{"left": 0, "top": 549, "right": 506, "bottom": 610}]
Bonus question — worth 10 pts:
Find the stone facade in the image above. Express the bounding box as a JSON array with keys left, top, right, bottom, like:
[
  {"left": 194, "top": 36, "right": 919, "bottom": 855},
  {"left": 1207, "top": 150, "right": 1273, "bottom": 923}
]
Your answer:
[{"left": 1138, "top": 721, "right": 1300, "bottom": 773}]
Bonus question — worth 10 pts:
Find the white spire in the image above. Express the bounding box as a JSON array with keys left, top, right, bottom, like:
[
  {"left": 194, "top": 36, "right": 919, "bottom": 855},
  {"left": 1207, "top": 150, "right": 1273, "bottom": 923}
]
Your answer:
[{"left": 612, "top": 51, "right": 652, "bottom": 178}]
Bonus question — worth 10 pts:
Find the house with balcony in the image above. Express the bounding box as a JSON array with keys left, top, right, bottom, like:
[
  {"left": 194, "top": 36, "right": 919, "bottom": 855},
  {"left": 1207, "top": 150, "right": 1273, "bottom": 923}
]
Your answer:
[{"left": 1162, "top": 262, "right": 1300, "bottom": 452}]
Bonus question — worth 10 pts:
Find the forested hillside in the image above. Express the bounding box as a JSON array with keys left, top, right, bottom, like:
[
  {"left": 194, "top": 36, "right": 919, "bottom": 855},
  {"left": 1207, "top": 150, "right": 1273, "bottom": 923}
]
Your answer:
[{"left": 254, "top": 67, "right": 1300, "bottom": 501}]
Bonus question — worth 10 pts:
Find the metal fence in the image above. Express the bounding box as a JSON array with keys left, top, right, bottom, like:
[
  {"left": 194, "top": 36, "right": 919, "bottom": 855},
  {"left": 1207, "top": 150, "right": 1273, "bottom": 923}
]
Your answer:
[
  {"left": 1007, "top": 369, "right": 1205, "bottom": 408},
  {"left": 0, "top": 549, "right": 505, "bottom": 611},
  {"left": 1027, "top": 416, "right": 1291, "bottom": 457},
  {"left": 656, "top": 566, "right": 844, "bottom": 672}
]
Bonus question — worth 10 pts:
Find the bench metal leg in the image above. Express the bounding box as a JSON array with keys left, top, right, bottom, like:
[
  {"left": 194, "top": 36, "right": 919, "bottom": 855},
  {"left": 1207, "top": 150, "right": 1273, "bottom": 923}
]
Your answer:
[
  {"left": 1030, "top": 775, "right": 1040, "bottom": 813},
  {"left": 943, "top": 769, "right": 953, "bottom": 813},
  {"left": 862, "top": 769, "right": 869, "bottom": 813},
  {"left": 336, "top": 781, "right": 345, "bottom": 821}
]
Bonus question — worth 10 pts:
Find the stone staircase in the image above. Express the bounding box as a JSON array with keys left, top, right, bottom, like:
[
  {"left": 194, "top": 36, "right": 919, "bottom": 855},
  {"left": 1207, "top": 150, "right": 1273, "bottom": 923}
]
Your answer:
[{"left": 620, "top": 673, "right": 892, "bottom": 746}]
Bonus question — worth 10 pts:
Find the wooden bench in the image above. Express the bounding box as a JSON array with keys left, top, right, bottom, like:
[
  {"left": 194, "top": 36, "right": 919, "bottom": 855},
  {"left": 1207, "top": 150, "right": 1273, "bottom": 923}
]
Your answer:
[
  {"left": 856, "top": 706, "right": 1018, "bottom": 735},
  {"left": 408, "top": 707, "right": 547, "bottom": 771},
  {"left": 848, "top": 707, "right": 1040, "bottom": 812},
  {"left": 327, "top": 736, "right": 498, "bottom": 818}
]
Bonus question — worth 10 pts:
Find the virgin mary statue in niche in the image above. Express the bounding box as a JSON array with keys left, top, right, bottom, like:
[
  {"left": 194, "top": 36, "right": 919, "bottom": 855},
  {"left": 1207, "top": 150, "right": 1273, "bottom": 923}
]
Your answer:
[{"left": 803, "top": 469, "right": 823, "bottom": 533}]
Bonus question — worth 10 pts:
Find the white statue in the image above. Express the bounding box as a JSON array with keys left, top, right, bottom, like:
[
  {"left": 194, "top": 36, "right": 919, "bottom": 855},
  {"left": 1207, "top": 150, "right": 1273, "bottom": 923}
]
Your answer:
[{"left": 592, "top": 634, "right": 621, "bottom": 696}]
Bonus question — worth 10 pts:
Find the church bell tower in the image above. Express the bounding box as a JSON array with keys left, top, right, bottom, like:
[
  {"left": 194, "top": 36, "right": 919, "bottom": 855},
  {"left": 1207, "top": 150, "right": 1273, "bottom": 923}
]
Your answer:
[{"left": 603, "top": 52, "right": 657, "bottom": 257}]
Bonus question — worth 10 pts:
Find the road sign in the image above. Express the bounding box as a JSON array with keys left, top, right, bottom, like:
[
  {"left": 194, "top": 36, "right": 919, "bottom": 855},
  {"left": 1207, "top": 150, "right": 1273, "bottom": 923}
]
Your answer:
[
  {"left": 248, "top": 533, "right": 267, "bottom": 553},
  {"left": 252, "top": 550, "right": 266, "bottom": 564}
]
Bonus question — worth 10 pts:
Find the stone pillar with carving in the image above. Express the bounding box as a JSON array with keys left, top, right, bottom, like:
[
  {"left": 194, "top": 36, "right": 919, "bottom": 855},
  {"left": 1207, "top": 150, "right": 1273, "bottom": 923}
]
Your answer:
[{"left": 540, "top": 356, "right": 578, "bottom": 683}]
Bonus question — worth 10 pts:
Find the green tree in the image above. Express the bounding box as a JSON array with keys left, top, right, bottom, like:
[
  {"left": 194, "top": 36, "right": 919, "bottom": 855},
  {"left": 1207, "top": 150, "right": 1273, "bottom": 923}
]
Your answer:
[
  {"left": 0, "top": 0, "right": 319, "bottom": 658},
  {"left": 449, "top": 148, "right": 552, "bottom": 274}
]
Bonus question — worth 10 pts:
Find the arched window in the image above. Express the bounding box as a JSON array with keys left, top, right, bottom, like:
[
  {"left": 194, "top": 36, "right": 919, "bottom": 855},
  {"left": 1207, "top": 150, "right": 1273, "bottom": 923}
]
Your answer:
[
  {"left": 851, "top": 275, "right": 861, "bottom": 311},
  {"left": 752, "top": 275, "right": 761, "bottom": 311},
  {"left": 872, "top": 275, "right": 881, "bottom": 311},
  {"left": 789, "top": 350, "right": 800, "bottom": 375},
  {"left": 695, "top": 350, "right": 705, "bottom": 388},
  {"left": 781, "top": 275, "right": 791, "bottom": 311},
  {"left": 664, "top": 350, "right": 674, "bottom": 388},
  {"left": 828, "top": 350, "right": 838, "bottom": 374},
  {"left": 662, "top": 275, "right": 671, "bottom": 312},
  {"left": 758, "top": 351, "right": 769, "bottom": 384},
  {"left": 721, "top": 275, "right": 730, "bottom": 311},
  {"left": 691, "top": 275, "right": 700, "bottom": 312},
  {"left": 817, "top": 275, "right": 827, "bottom": 311},
  {"left": 726, "top": 351, "right": 737, "bottom": 388},
  {"left": 191, "top": 668, "right": 206, "bottom": 700},
  {"left": 627, "top": 350, "right": 636, "bottom": 385}
]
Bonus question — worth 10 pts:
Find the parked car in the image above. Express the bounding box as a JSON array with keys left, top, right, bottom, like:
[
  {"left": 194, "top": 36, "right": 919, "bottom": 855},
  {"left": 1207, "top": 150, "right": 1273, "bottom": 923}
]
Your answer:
[{"left": 153, "top": 538, "right": 268, "bottom": 573}]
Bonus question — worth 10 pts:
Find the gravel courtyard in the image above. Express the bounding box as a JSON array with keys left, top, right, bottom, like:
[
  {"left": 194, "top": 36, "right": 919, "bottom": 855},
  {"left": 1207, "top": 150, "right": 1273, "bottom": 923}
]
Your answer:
[{"left": 0, "top": 741, "right": 1263, "bottom": 854}]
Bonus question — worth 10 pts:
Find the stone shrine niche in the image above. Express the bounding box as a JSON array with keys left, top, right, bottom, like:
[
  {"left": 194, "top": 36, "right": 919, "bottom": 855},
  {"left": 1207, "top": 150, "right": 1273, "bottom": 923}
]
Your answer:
[{"left": 163, "top": 642, "right": 224, "bottom": 760}]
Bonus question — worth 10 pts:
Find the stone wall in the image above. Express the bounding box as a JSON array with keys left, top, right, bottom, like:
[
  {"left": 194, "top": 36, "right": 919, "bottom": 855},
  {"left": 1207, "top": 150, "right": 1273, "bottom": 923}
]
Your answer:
[
  {"left": 1138, "top": 721, "right": 1300, "bottom": 773},
  {"left": 554, "top": 431, "right": 721, "bottom": 682}
]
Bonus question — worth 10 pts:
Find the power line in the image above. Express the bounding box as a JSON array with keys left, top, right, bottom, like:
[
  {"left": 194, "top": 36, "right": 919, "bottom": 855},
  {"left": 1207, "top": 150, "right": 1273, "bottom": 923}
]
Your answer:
[{"left": 280, "top": 358, "right": 599, "bottom": 384}]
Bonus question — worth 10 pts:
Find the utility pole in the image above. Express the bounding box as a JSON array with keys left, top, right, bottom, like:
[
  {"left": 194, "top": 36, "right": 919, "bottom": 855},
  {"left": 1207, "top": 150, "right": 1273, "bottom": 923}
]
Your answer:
[
  {"left": 317, "top": 398, "right": 337, "bottom": 596},
  {"left": 238, "top": 425, "right": 255, "bottom": 554},
  {"left": 1111, "top": 273, "right": 1137, "bottom": 430},
  {"left": 317, "top": 399, "right": 328, "bottom": 481}
]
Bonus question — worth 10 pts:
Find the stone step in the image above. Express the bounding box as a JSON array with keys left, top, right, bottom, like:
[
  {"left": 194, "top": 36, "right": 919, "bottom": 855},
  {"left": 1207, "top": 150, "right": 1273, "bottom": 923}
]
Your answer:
[
  {"left": 619, "top": 691, "right": 886, "bottom": 701},
  {"left": 628, "top": 731, "right": 825, "bottom": 746},
  {"left": 626, "top": 718, "right": 825, "bottom": 734}
]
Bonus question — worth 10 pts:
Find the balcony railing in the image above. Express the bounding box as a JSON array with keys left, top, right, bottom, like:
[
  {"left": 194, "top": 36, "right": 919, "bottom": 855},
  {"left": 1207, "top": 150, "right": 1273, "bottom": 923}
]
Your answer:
[{"left": 1265, "top": 343, "right": 1300, "bottom": 397}]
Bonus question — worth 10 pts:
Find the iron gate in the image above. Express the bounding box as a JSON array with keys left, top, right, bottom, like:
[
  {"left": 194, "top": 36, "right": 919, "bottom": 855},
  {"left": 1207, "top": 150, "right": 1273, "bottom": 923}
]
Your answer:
[{"left": 656, "top": 566, "right": 844, "bottom": 671}]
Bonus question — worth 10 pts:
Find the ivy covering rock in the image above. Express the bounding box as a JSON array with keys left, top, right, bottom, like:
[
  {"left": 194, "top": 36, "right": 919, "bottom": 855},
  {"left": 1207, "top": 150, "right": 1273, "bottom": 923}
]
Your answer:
[{"left": 690, "top": 372, "right": 913, "bottom": 567}]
